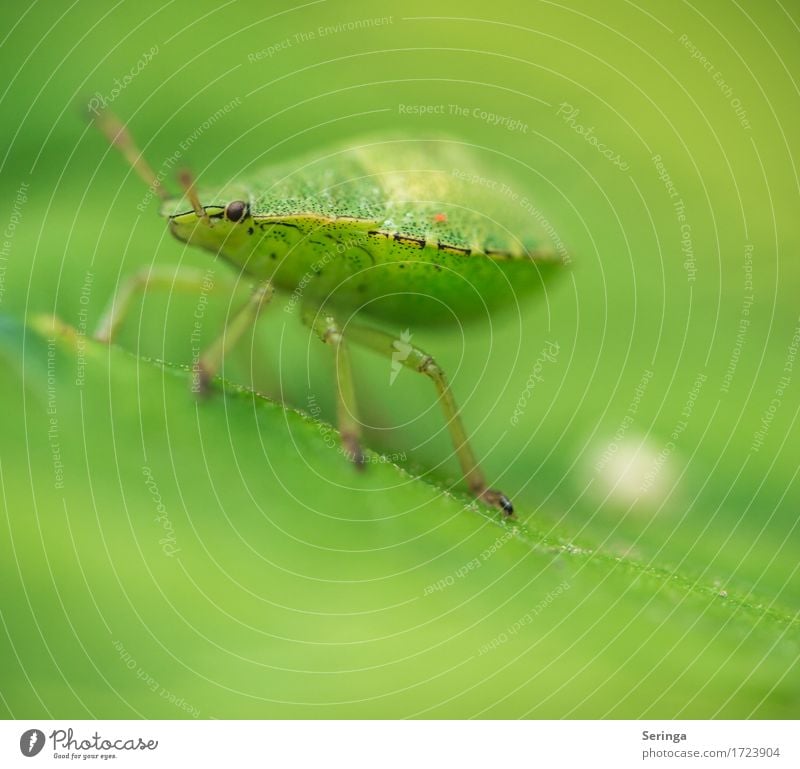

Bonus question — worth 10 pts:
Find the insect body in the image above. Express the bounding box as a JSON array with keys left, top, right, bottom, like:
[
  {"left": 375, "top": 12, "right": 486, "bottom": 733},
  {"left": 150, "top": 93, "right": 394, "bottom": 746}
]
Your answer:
[{"left": 94, "top": 113, "right": 566, "bottom": 516}]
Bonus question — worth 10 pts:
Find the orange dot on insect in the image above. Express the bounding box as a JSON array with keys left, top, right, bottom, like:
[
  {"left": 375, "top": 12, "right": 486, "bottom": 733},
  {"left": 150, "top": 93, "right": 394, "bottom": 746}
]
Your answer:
[{"left": 434, "top": 213, "right": 447, "bottom": 223}]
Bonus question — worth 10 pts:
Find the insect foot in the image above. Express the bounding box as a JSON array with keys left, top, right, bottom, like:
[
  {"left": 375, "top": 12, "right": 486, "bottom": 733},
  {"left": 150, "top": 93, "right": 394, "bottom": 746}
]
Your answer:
[
  {"left": 475, "top": 486, "right": 515, "bottom": 518},
  {"left": 340, "top": 431, "right": 366, "bottom": 471},
  {"left": 193, "top": 363, "right": 214, "bottom": 399}
]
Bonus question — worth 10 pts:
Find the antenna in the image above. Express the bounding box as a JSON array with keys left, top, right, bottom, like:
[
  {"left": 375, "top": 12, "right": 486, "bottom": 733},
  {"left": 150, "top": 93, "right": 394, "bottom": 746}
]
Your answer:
[
  {"left": 178, "top": 169, "right": 210, "bottom": 225},
  {"left": 92, "top": 110, "right": 168, "bottom": 200}
]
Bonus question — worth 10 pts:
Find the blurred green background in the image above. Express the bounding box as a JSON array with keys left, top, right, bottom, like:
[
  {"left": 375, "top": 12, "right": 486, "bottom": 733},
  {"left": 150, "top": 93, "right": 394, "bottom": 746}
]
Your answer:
[{"left": 0, "top": 0, "right": 798, "bottom": 718}]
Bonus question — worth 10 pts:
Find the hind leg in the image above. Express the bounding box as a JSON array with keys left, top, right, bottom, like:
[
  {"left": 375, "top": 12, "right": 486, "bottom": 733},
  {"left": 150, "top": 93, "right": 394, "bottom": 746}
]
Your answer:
[{"left": 333, "top": 319, "right": 513, "bottom": 516}]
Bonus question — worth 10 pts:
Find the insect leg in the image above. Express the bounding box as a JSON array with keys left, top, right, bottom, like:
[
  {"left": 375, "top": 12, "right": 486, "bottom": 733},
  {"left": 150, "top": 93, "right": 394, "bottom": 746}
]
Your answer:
[
  {"left": 94, "top": 266, "right": 228, "bottom": 343},
  {"left": 196, "top": 282, "right": 274, "bottom": 394},
  {"left": 302, "top": 308, "right": 364, "bottom": 468},
  {"left": 344, "top": 323, "right": 514, "bottom": 516}
]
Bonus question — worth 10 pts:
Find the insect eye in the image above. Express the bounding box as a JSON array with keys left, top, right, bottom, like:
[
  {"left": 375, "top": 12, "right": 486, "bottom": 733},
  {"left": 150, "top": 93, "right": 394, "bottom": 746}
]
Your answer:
[{"left": 224, "top": 200, "right": 248, "bottom": 222}]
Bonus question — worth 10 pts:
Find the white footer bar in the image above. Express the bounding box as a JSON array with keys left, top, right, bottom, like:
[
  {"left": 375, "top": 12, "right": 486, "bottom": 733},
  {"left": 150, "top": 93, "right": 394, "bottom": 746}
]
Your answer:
[{"left": 1, "top": 720, "right": 796, "bottom": 767}]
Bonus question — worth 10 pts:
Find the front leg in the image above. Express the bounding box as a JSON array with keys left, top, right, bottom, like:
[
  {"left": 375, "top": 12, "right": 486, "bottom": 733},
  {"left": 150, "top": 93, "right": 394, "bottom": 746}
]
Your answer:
[
  {"left": 196, "top": 282, "right": 274, "bottom": 394},
  {"left": 93, "top": 266, "right": 226, "bottom": 343},
  {"left": 94, "top": 267, "right": 273, "bottom": 396}
]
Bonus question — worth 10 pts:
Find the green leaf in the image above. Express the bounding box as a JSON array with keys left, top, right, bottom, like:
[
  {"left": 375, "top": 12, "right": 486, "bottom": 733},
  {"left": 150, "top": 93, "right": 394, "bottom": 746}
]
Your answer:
[{"left": 0, "top": 314, "right": 797, "bottom": 719}]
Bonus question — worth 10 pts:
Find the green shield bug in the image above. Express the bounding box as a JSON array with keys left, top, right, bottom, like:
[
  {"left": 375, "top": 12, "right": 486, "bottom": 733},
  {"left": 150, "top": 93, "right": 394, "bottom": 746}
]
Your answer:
[{"left": 92, "top": 111, "right": 566, "bottom": 516}]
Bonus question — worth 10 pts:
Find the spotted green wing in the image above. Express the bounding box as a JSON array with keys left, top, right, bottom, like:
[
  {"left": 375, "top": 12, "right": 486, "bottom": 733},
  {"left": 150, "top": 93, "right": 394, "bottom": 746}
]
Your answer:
[{"left": 175, "top": 138, "right": 567, "bottom": 324}]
